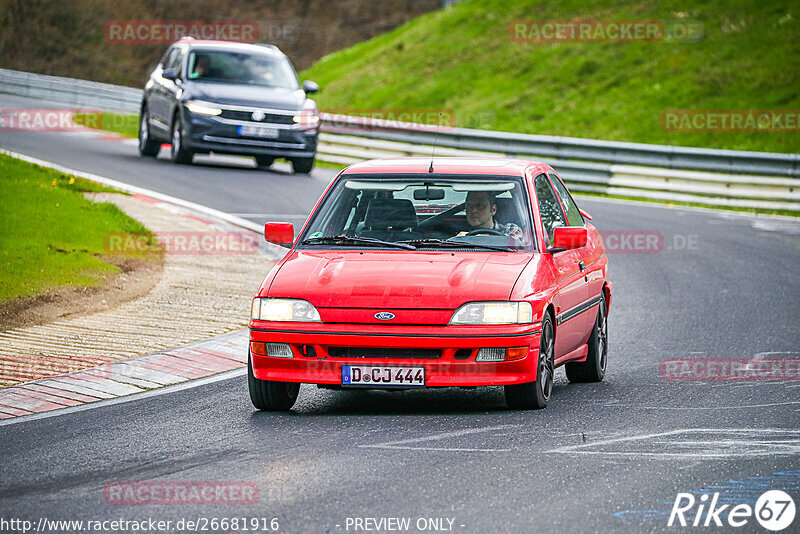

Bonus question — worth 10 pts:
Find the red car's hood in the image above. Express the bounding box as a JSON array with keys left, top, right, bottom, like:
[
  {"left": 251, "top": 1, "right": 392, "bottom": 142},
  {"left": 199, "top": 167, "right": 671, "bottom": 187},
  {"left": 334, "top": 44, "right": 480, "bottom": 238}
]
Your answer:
[{"left": 267, "top": 250, "right": 532, "bottom": 309}]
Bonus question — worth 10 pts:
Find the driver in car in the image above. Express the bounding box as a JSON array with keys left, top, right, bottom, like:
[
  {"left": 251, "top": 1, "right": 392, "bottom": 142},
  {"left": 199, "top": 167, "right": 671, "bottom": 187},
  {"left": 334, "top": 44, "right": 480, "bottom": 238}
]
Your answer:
[{"left": 455, "top": 191, "right": 523, "bottom": 239}]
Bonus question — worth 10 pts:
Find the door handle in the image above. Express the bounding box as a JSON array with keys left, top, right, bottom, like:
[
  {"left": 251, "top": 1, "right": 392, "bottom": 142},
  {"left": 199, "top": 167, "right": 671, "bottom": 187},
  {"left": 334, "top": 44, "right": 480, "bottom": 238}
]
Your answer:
[{"left": 578, "top": 261, "right": 585, "bottom": 271}]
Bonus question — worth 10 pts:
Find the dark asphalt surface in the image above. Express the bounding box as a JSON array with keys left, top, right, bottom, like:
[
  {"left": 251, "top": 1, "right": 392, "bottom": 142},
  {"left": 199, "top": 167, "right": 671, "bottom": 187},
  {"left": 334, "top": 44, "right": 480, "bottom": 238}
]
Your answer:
[{"left": 1, "top": 94, "right": 799, "bottom": 533}]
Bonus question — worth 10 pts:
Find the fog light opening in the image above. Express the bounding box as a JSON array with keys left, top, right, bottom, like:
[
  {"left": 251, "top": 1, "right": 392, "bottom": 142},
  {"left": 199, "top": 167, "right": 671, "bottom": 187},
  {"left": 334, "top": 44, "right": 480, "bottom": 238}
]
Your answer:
[
  {"left": 476, "top": 348, "right": 505, "bottom": 362},
  {"left": 266, "top": 343, "right": 294, "bottom": 358}
]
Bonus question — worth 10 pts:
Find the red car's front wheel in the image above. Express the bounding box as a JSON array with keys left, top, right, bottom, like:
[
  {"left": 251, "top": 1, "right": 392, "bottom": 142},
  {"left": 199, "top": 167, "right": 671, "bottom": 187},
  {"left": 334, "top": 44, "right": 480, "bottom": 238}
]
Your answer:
[
  {"left": 248, "top": 354, "right": 300, "bottom": 411},
  {"left": 504, "top": 313, "right": 554, "bottom": 410}
]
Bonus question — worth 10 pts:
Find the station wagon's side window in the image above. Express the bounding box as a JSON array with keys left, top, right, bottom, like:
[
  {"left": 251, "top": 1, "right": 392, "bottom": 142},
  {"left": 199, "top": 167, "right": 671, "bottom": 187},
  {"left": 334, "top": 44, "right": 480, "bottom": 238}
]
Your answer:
[
  {"left": 167, "top": 47, "right": 185, "bottom": 78},
  {"left": 534, "top": 173, "right": 567, "bottom": 245},
  {"left": 548, "top": 172, "right": 584, "bottom": 227}
]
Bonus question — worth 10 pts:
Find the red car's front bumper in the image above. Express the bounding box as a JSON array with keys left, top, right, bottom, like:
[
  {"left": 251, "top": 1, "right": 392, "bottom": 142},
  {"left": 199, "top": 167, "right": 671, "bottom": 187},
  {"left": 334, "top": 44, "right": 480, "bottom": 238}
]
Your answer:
[{"left": 249, "top": 321, "right": 542, "bottom": 387}]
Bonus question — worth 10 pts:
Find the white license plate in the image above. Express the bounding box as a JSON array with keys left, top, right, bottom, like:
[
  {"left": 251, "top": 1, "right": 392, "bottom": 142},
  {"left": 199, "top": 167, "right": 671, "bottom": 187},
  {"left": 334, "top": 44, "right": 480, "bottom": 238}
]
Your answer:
[
  {"left": 342, "top": 365, "right": 425, "bottom": 387},
  {"left": 238, "top": 125, "right": 279, "bottom": 138}
]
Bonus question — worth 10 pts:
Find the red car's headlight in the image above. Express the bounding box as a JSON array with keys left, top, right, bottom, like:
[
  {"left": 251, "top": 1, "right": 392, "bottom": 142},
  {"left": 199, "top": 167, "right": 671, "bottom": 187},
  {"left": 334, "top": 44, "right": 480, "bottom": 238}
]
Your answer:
[
  {"left": 449, "top": 301, "right": 533, "bottom": 325},
  {"left": 251, "top": 298, "right": 321, "bottom": 322}
]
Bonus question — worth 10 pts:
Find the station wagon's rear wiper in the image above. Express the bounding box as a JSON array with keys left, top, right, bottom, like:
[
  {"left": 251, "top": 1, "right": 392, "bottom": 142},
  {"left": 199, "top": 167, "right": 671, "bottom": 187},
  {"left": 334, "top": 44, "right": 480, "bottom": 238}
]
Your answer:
[
  {"left": 398, "top": 238, "right": 515, "bottom": 252},
  {"left": 301, "top": 234, "right": 417, "bottom": 250}
]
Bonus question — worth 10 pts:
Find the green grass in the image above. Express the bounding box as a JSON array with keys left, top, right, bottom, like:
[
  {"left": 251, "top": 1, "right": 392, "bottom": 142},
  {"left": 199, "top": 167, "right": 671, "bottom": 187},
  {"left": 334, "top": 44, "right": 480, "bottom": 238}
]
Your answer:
[
  {"left": 73, "top": 112, "right": 139, "bottom": 138},
  {"left": 0, "top": 154, "right": 158, "bottom": 303},
  {"left": 301, "top": 0, "right": 800, "bottom": 154}
]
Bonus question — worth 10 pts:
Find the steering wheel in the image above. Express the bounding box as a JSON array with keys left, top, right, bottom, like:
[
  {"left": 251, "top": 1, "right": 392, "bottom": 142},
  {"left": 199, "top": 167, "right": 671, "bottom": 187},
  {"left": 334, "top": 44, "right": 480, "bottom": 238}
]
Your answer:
[{"left": 467, "top": 228, "right": 503, "bottom": 236}]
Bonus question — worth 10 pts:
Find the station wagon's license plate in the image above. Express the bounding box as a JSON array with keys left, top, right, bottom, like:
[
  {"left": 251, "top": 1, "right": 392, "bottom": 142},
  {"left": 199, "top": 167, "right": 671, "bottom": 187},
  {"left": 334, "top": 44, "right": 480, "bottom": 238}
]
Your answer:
[
  {"left": 341, "top": 365, "right": 425, "bottom": 387},
  {"left": 238, "top": 125, "right": 279, "bottom": 138}
]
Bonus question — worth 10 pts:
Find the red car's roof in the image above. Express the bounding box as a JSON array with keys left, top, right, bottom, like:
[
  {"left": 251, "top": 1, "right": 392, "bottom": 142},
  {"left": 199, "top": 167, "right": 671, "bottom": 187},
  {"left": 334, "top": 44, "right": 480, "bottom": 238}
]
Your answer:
[{"left": 342, "top": 157, "right": 553, "bottom": 177}]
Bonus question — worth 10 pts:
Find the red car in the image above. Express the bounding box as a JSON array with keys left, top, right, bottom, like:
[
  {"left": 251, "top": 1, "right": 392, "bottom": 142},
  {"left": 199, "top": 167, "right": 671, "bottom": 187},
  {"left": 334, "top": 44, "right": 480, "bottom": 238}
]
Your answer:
[{"left": 249, "top": 158, "right": 612, "bottom": 410}]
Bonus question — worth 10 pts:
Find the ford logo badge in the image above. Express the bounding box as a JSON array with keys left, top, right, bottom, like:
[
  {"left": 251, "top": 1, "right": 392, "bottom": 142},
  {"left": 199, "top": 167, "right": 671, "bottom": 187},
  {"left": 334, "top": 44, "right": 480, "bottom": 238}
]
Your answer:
[{"left": 375, "top": 312, "right": 395, "bottom": 320}]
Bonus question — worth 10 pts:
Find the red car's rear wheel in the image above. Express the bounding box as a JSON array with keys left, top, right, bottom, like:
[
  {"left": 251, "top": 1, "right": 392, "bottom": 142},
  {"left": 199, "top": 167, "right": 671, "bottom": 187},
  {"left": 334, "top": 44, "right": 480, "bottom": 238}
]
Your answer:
[{"left": 566, "top": 298, "right": 607, "bottom": 383}]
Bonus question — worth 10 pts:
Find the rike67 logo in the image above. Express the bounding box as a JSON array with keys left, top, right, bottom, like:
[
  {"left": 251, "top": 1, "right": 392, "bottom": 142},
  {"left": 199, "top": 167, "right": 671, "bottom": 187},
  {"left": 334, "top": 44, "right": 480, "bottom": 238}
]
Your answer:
[{"left": 669, "top": 490, "right": 795, "bottom": 530}]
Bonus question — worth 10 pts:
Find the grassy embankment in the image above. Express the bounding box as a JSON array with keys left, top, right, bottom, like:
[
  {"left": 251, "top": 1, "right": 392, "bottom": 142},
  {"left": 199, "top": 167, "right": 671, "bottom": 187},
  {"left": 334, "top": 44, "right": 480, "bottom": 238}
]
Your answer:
[
  {"left": 301, "top": 0, "right": 799, "bottom": 154},
  {"left": 0, "top": 154, "right": 158, "bottom": 304}
]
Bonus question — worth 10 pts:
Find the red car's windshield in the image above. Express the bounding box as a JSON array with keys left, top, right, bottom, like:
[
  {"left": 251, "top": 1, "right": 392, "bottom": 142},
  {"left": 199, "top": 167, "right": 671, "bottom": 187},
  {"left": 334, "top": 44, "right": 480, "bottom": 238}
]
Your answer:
[{"left": 300, "top": 175, "right": 536, "bottom": 251}]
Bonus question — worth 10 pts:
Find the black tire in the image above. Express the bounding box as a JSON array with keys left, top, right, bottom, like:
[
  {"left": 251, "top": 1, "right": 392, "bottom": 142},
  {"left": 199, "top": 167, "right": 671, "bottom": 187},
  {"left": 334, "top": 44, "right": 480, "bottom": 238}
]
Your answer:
[
  {"left": 137, "top": 107, "right": 160, "bottom": 157},
  {"left": 255, "top": 156, "right": 274, "bottom": 168},
  {"left": 291, "top": 156, "right": 314, "bottom": 174},
  {"left": 505, "top": 313, "right": 554, "bottom": 409},
  {"left": 248, "top": 354, "right": 300, "bottom": 411},
  {"left": 566, "top": 297, "right": 608, "bottom": 383},
  {"left": 170, "top": 112, "right": 193, "bottom": 164}
]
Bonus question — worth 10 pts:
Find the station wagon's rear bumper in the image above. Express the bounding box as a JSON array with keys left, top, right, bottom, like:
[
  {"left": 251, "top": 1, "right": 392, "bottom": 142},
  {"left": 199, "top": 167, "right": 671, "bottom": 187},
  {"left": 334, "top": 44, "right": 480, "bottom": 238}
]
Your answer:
[{"left": 248, "top": 321, "right": 542, "bottom": 387}]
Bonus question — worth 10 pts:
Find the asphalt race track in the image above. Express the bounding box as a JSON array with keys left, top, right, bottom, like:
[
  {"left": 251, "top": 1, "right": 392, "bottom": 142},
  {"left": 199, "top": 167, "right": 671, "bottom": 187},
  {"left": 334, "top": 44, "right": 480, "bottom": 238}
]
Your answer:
[{"left": 1, "top": 94, "right": 799, "bottom": 532}]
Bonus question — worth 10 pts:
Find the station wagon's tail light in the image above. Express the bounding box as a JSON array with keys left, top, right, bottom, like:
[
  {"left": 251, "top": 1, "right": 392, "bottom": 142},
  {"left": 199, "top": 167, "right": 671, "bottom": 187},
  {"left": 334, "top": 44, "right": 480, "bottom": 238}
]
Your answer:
[
  {"left": 475, "top": 346, "right": 529, "bottom": 362},
  {"left": 449, "top": 302, "right": 533, "bottom": 325}
]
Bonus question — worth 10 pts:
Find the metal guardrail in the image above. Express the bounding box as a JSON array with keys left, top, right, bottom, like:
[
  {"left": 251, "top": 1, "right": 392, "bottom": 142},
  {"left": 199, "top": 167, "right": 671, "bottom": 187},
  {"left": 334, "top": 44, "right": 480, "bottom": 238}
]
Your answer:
[
  {"left": 2, "top": 68, "right": 798, "bottom": 211},
  {"left": 320, "top": 114, "right": 800, "bottom": 178},
  {"left": 0, "top": 68, "right": 142, "bottom": 113}
]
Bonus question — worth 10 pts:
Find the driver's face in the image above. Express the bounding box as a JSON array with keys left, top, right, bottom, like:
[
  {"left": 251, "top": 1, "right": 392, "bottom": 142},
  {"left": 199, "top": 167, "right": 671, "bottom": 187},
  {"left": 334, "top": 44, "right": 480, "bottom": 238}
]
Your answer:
[{"left": 465, "top": 192, "right": 496, "bottom": 228}]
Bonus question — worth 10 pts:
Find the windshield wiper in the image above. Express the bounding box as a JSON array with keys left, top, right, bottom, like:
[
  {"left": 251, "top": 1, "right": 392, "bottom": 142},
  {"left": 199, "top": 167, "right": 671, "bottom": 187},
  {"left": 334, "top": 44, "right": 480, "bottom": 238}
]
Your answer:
[
  {"left": 398, "top": 238, "right": 515, "bottom": 252},
  {"left": 301, "top": 234, "right": 416, "bottom": 250}
]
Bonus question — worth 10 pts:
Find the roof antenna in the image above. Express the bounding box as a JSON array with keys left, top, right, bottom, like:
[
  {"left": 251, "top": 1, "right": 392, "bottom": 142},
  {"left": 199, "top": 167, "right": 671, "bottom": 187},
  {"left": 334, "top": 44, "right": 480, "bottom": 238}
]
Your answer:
[{"left": 429, "top": 112, "right": 442, "bottom": 173}]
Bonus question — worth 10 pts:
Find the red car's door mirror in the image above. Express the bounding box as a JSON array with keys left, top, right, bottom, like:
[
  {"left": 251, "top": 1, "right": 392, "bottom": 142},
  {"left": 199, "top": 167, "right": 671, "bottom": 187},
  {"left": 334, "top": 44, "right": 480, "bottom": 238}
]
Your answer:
[
  {"left": 264, "top": 222, "right": 294, "bottom": 247},
  {"left": 551, "top": 226, "right": 588, "bottom": 251}
]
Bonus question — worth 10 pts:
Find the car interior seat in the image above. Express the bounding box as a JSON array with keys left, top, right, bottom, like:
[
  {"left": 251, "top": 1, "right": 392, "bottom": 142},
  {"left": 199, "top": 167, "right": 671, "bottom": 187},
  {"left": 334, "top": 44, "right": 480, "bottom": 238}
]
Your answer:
[{"left": 360, "top": 198, "right": 421, "bottom": 242}]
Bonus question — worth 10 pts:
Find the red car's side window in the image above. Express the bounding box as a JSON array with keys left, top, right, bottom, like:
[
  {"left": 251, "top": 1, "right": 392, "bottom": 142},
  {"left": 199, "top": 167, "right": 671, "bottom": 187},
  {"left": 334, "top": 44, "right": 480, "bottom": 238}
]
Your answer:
[
  {"left": 547, "top": 172, "right": 584, "bottom": 227},
  {"left": 533, "top": 173, "right": 567, "bottom": 245}
]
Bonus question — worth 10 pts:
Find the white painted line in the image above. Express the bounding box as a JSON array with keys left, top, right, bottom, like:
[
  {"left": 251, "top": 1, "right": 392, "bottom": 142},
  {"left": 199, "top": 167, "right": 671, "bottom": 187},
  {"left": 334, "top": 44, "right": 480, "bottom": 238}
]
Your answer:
[
  {"left": 366, "top": 446, "right": 511, "bottom": 452},
  {"left": 602, "top": 401, "right": 800, "bottom": 410},
  {"left": 545, "top": 428, "right": 800, "bottom": 458},
  {"left": 0, "top": 368, "right": 246, "bottom": 427},
  {"left": 361, "top": 424, "right": 519, "bottom": 452},
  {"left": 0, "top": 148, "right": 286, "bottom": 260}
]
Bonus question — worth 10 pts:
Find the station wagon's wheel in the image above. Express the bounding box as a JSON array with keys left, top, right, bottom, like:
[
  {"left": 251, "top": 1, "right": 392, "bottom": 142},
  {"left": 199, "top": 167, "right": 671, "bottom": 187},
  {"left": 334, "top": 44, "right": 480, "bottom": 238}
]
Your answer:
[
  {"left": 170, "top": 113, "right": 193, "bottom": 164},
  {"left": 137, "top": 106, "right": 160, "bottom": 157},
  {"left": 505, "top": 313, "right": 554, "bottom": 409},
  {"left": 292, "top": 156, "right": 314, "bottom": 174},
  {"left": 255, "top": 156, "right": 274, "bottom": 168},
  {"left": 566, "top": 297, "right": 607, "bottom": 383},
  {"left": 248, "top": 354, "right": 300, "bottom": 411}
]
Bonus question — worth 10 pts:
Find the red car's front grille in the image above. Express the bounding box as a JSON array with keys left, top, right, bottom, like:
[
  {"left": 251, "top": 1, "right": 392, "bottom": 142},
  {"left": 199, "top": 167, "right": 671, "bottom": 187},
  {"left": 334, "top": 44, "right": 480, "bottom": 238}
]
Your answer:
[{"left": 326, "top": 347, "right": 442, "bottom": 359}]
